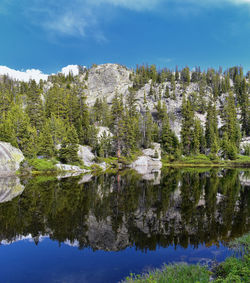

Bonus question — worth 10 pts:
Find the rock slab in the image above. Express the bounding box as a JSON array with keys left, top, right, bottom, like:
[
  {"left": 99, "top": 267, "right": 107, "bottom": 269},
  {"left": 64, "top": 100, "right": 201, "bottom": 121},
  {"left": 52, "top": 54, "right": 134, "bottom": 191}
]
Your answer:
[{"left": 0, "top": 142, "right": 24, "bottom": 173}]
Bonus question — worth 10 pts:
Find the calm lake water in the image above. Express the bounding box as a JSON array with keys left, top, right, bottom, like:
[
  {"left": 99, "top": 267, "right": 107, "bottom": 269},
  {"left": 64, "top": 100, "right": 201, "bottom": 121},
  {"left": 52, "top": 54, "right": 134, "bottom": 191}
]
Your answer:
[{"left": 0, "top": 168, "right": 249, "bottom": 283}]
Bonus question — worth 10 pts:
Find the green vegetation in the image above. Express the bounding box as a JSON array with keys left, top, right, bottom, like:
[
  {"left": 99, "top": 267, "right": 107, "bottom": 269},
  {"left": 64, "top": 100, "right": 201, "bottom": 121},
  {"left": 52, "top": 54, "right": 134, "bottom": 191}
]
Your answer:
[
  {"left": 162, "top": 154, "right": 250, "bottom": 167},
  {"left": 123, "top": 264, "right": 211, "bottom": 283},
  {"left": 214, "top": 234, "right": 250, "bottom": 282},
  {"left": 123, "top": 233, "right": 250, "bottom": 283},
  {"left": 0, "top": 64, "right": 249, "bottom": 168},
  {"left": 23, "top": 158, "right": 58, "bottom": 173}
]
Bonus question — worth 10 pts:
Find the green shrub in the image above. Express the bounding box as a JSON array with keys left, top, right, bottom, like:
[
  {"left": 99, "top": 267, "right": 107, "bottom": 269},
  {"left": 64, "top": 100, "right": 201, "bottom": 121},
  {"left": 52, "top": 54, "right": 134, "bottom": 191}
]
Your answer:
[
  {"left": 27, "top": 158, "right": 57, "bottom": 172},
  {"left": 243, "top": 145, "right": 250, "bottom": 156}
]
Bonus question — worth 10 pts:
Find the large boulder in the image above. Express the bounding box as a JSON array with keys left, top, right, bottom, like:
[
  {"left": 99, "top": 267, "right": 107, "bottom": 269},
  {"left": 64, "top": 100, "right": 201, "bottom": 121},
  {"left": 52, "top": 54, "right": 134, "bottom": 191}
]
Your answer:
[
  {"left": 55, "top": 163, "right": 86, "bottom": 172},
  {"left": 130, "top": 143, "right": 162, "bottom": 176},
  {"left": 0, "top": 142, "right": 24, "bottom": 174},
  {"left": 77, "top": 145, "right": 95, "bottom": 167}
]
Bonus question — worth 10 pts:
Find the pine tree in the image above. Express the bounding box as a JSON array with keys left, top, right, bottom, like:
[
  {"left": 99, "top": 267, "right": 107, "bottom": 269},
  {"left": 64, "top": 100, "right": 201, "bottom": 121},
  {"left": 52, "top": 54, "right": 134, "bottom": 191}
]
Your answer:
[
  {"left": 165, "top": 86, "right": 170, "bottom": 98},
  {"left": 111, "top": 93, "right": 125, "bottom": 158},
  {"left": 175, "top": 66, "right": 179, "bottom": 81},
  {"left": 223, "top": 91, "right": 241, "bottom": 149},
  {"left": 38, "top": 120, "right": 55, "bottom": 158},
  {"left": 59, "top": 124, "right": 80, "bottom": 164},
  {"left": 240, "top": 78, "right": 249, "bottom": 135},
  {"left": 0, "top": 112, "right": 16, "bottom": 146},
  {"left": 181, "top": 67, "right": 190, "bottom": 86},
  {"left": 205, "top": 100, "right": 218, "bottom": 151},
  {"left": 161, "top": 108, "right": 179, "bottom": 155},
  {"left": 45, "top": 86, "right": 68, "bottom": 120},
  {"left": 24, "top": 126, "right": 38, "bottom": 159},
  {"left": 143, "top": 107, "right": 154, "bottom": 148},
  {"left": 181, "top": 96, "right": 194, "bottom": 155},
  {"left": 6, "top": 103, "right": 37, "bottom": 157},
  {"left": 192, "top": 119, "right": 203, "bottom": 154},
  {"left": 123, "top": 108, "right": 140, "bottom": 155},
  {"left": 26, "top": 80, "right": 45, "bottom": 131}
]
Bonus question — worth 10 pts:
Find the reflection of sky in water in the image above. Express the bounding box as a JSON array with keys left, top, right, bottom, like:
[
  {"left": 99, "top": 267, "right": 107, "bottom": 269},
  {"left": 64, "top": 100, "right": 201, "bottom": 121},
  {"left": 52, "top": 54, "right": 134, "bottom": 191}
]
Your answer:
[{"left": 0, "top": 238, "right": 233, "bottom": 283}]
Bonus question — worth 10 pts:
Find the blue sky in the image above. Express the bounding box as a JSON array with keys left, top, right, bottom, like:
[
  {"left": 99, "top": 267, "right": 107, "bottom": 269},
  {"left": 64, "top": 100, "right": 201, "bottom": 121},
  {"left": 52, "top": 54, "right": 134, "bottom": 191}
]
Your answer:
[{"left": 0, "top": 0, "right": 249, "bottom": 73}]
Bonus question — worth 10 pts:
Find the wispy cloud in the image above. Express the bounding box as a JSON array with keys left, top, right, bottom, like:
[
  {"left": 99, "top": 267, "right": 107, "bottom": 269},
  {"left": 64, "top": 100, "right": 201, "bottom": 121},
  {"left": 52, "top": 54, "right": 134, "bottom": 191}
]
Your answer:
[
  {"left": 89, "top": 0, "right": 162, "bottom": 11},
  {"left": 1, "top": 0, "right": 250, "bottom": 39}
]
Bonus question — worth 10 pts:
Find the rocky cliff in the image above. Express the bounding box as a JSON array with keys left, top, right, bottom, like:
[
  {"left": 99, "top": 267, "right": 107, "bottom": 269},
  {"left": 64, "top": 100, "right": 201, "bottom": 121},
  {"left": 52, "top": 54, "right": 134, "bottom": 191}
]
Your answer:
[
  {"left": 75, "top": 63, "right": 247, "bottom": 140},
  {"left": 84, "top": 63, "right": 132, "bottom": 105}
]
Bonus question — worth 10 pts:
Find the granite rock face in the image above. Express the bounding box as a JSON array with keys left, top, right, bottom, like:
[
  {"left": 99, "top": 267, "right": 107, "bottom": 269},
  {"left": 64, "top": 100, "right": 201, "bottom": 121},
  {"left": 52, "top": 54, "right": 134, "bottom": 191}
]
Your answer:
[
  {"left": 86, "top": 64, "right": 132, "bottom": 106},
  {"left": 0, "top": 142, "right": 24, "bottom": 174},
  {"left": 77, "top": 145, "right": 95, "bottom": 167}
]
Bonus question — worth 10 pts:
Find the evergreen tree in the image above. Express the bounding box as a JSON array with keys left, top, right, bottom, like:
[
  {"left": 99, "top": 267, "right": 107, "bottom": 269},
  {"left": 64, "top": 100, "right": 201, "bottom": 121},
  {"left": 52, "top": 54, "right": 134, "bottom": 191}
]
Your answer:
[
  {"left": 161, "top": 107, "right": 179, "bottom": 155},
  {"left": 165, "top": 85, "right": 170, "bottom": 98},
  {"left": 192, "top": 118, "right": 205, "bottom": 154},
  {"left": 181, "top": 67, "right": 190, "bottom": 85},
  {"left": 59, "top": 124, "right": 80, "bottom": 164},
  {"left": 38, "top": 120, "right": 55, "bottom": 158},
  {"left": 111, "top": 93, "right": 125, "bottom": 158},
  {"left": 175, "top": 66, "right": 179, "bottom": 81},
  {"left": 205, "top": 100, "right": 219, "bottom": 151},
  {"left": 223, "top": 91, "right": 241, "bottom": 149},
  {"left": 181, "top": 96, "right": 194, "bottom": 155},
  {"left": 240, "top": 78, "right": 249, "bottom": 135},
  {"left": 26, "top": 80, "right": 45, "bottom": 131},
  {"left": 143, "top": 107, "right": 154, "bottom": 148}
]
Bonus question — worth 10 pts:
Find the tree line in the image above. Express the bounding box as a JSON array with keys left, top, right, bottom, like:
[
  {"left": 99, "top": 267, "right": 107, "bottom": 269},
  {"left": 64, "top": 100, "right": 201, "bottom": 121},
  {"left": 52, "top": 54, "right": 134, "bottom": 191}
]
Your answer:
[{"left": 0, "top": 64, "right": 249, "bottom": 164}]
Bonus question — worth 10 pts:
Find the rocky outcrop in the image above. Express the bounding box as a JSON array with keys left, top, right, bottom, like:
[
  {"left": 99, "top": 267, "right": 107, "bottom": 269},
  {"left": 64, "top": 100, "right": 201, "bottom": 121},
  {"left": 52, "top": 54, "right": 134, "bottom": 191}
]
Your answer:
[
  {"left": 55, "top": 163, "right": 87, "bottom": 172},
  {"left": 80, "top": 63, "right": 241, "bottom": 140},
  {"left": 86, "top": 64, "right": 132, "bottom": 106},
  {"left": 77, "top": 145, "right": 95, "bottom": 167},
  {"left": 0, "top": 142, "right": 24, "bottom": 174},
  {"left": 0, "top": 176, "right": 24, "bottom": 203},
  {"left": 96, "top": 126, "right": 113, "bottom": 141},
  {"left": 240, "top": 137, "right": 250, "bottom": 155},
  {"left": 130, "top": 143, "right": 162, "bottom": 177},
  {"left": 86, "top": 214, "right": 129, "bottom": 251}
]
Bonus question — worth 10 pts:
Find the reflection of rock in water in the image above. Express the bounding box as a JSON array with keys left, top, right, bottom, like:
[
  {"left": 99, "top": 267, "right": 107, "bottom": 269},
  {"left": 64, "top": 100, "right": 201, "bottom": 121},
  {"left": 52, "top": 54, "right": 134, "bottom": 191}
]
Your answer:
[
  {"left": 78, "top": 174, "right": 93, "bottom": 184},
  {"left": 86, "top": 214, "right": 129, "bottom": 251},
  {"left": 0, "top": 169, "right": 248, "bottom": 251},
  {"left": 0, "top": 177, "right": 24, "bottom": 203},
  {"left": 239, "top": 172, "right": 250, "bottom": 187}
]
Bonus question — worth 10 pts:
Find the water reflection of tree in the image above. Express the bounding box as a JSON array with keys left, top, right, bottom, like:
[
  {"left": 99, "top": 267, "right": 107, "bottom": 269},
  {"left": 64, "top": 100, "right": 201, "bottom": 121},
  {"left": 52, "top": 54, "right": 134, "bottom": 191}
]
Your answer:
[{"left": 0, "top": 169, "right": 248, "bottom": 251}]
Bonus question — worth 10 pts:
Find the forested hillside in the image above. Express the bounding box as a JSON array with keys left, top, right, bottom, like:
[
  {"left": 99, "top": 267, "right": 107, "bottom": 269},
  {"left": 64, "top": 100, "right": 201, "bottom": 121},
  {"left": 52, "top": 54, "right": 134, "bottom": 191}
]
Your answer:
[{"left": 0, "top": 64, "right": 249, "bottom": 164}]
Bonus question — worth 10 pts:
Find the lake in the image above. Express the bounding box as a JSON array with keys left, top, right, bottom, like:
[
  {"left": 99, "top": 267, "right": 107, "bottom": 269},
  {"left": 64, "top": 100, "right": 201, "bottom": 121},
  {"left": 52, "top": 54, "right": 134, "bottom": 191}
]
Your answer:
[{"left": 0, "top": 168, "right": 249, "bottom": 283}]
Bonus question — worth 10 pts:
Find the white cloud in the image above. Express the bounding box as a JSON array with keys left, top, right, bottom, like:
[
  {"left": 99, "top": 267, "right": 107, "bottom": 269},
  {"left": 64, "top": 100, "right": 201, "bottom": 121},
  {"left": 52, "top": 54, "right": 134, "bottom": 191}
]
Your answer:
[
  {"left": 2, "top": 0, "right": 250, "bottom": 39},
  {"left": 0, "top": 65, "right": 80, "bottom": 83},
  {"left": 0, "top": 66, "right": 49, "bottom": 83},
  {"left": 61, "top": 65, "right": 80, "bottom": 76},
  {"left": 229, "top": 0, "right": 250, "bottom": 3}
]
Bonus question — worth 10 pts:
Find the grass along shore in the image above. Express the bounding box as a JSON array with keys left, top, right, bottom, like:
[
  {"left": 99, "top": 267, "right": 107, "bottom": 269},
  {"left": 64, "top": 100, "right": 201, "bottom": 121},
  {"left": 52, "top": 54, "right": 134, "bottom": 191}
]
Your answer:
[
  {"left": 122, "top": 233, "right": 250, "bottom": 283},
  {"left": 18, "top": 153, "right": 250, "bottom": 175},
  {"left": 162, "top": 154, "right": 250, "bottom": 167}
]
